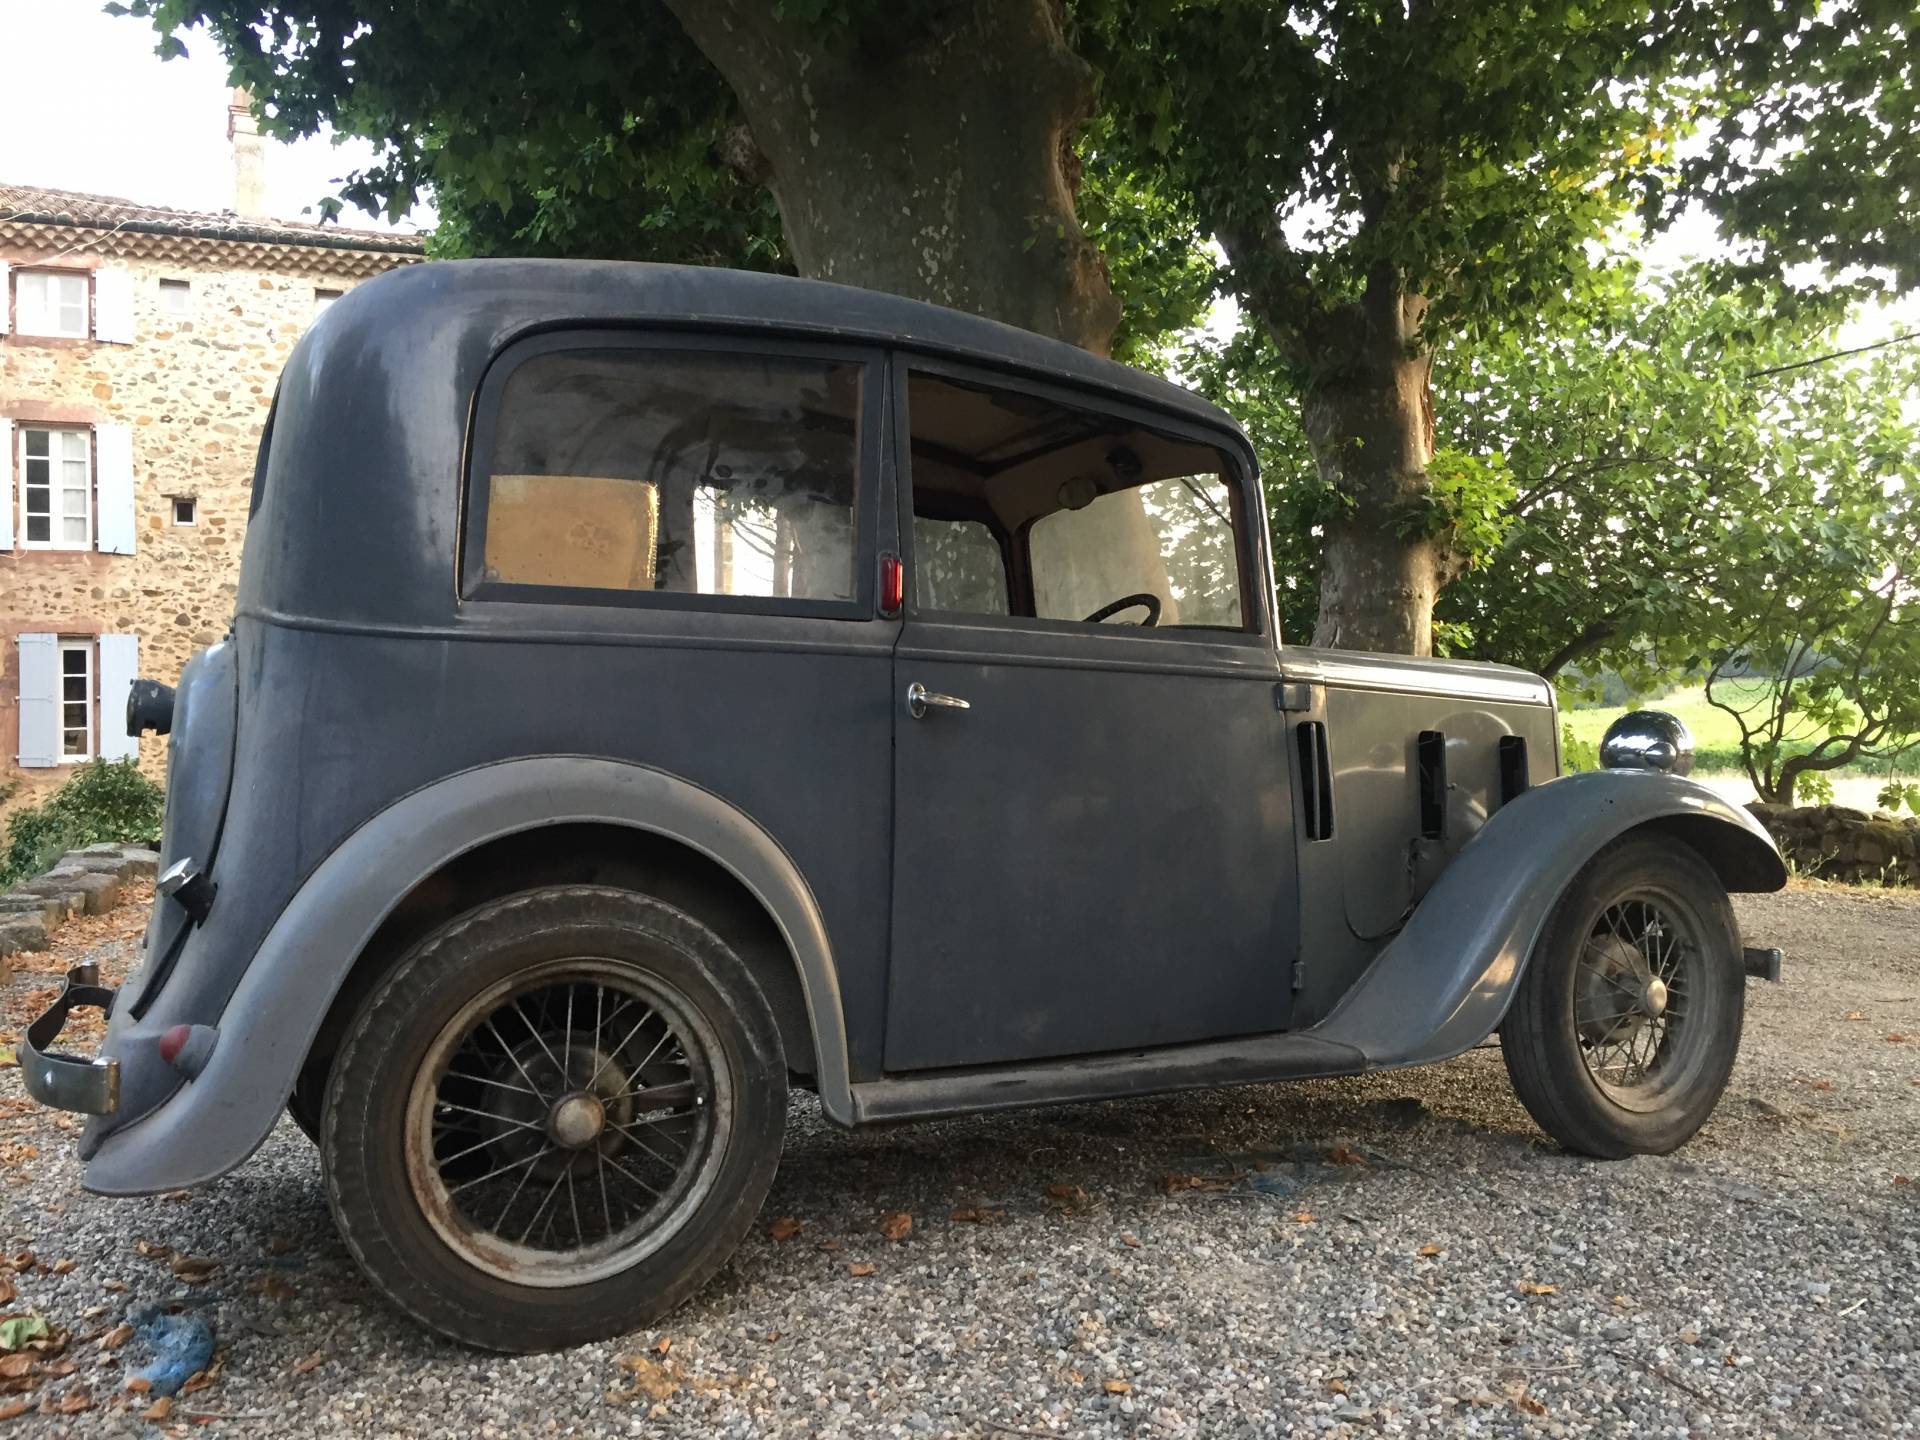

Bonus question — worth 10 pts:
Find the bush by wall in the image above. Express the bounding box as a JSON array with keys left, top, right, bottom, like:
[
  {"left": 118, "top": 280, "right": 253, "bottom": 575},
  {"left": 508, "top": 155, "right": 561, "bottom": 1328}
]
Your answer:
[{"left": 0, "top": 760, "right": 165, "bottom": 888}]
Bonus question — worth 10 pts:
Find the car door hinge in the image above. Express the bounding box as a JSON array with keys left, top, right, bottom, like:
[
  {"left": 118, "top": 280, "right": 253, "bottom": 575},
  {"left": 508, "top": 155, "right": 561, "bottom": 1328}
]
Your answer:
[
  {"left": 1289, "top": 955, "right": 1306, "bottom": 992},
  {"left": 1275, "top": 681, "right": 1315, "bottom": 713}
]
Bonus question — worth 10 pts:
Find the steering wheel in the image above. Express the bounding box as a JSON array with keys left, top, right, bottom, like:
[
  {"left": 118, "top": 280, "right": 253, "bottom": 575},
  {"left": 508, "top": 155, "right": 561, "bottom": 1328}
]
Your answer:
[{"left": 1083, "top": 592, "right": 1162, "bottom": 626}]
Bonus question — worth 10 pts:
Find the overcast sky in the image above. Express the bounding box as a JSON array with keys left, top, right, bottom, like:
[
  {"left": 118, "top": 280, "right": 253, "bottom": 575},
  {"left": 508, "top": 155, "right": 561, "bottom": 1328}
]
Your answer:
[{"left": 0, "top": 2, "right": 431, "bottom": 232}]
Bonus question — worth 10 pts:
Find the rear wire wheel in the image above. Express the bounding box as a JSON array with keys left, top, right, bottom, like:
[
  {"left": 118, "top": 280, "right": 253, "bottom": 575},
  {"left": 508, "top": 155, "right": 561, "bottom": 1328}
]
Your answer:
[
  {"left": 1501, "top": 836, "right": 1744, "bottom": 1158},
  {"left": 321, "top": 886, "right": 785, "bottom": 1350}
]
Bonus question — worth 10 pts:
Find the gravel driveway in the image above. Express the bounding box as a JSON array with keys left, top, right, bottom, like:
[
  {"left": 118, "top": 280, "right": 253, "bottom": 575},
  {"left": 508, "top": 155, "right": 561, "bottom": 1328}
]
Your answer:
[{"left": 0, "top": 883, "right": 1913, "bottom": 1437}]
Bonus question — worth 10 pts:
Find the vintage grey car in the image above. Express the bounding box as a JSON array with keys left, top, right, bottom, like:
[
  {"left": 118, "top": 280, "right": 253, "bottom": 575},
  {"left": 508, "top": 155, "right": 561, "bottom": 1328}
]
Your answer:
[{"left": 22, "top": 260, "right": 1786, "bottom": 1351}]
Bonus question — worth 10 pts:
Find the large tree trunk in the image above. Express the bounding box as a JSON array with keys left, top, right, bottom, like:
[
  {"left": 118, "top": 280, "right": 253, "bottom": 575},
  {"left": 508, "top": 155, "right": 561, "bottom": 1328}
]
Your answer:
[
  {"left": 1293, "top": 272, "right": 1456, "bottom": 655},
  {"left": 663, "top": 0, "right": 1119, "bottom": 353}
]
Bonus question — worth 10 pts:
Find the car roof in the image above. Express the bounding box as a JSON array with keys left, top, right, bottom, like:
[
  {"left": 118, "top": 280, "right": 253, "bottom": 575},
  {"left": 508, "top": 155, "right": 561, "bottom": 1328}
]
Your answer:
[{"left": 332, "top": 258, "right": 1245, "bottom": 438}]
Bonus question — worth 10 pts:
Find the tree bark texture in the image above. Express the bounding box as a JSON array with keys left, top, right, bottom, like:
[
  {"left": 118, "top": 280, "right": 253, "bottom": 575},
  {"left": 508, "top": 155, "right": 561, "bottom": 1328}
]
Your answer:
[
  {"left": 1293, "top": 272, "right": 1456, "bottom": 656},
  {"left": 664, "top": 0, "right": 1120, "bottom": 354}
]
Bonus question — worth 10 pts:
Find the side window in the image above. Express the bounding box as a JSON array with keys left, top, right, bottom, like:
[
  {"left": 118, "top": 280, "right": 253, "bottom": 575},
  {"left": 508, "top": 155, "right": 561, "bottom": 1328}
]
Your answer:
[
  {"left": 905, "top": 371, "right": 1247, "bottom": 632},
  {"left": 477, "top": 348, "right": 862, "bottom": 604}
]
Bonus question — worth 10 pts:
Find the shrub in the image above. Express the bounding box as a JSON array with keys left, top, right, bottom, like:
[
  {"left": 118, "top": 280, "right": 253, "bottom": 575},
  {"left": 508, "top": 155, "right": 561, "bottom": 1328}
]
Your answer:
[{"left": 0, "top": 760, "right": 164, "bottom": 887}]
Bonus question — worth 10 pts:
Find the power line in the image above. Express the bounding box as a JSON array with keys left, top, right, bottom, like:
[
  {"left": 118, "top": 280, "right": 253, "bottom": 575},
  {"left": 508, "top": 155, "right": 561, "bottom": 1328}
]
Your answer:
[{"left": 1747, "top": 329, "right": 1920, "bottom": 379}]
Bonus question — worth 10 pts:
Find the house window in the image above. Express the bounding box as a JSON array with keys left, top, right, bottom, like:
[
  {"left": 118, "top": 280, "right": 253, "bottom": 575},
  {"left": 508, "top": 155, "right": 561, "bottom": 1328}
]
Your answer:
[
  {"left": 159, "top": 279, "right": 192, "bottom": 316},
  {"left": 171, "top": 495, "right": 197, "bottom": 525},
  {"left": 59, "top": 640, "right": 93, "bottom": 761},
  {"left": 21, "top": 427, "right": 91, "bottom": 549},
  {"left": 14, "top": 271, "right": 89, "bottom": 338},
  {"left": 313, "top": 288, "right": 343, "bottom": 314}
]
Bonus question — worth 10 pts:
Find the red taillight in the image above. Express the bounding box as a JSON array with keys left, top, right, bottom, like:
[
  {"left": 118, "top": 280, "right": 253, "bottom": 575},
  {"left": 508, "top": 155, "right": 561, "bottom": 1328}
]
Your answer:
[
  {"left": 158, "top": 1025, "right": 192, "bottom": 1065},
  {"left": 880, "top": 553, "right": 904, "bottom": 616}
]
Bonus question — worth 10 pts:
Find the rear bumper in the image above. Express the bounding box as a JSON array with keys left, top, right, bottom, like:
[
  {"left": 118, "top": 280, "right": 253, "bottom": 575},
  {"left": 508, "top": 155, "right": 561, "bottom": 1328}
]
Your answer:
[{"left": 20, "top": 965, "right": 121, "bottom": 1117}]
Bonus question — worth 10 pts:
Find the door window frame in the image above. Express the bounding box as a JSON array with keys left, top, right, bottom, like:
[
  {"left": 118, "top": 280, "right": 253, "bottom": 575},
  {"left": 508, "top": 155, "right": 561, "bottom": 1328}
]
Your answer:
[
  {"left": 460, "top": 328, "right": 887, "bottom": 621},
  {"left": 888, "top": 353, "right": 1271, "bottom": 646}
]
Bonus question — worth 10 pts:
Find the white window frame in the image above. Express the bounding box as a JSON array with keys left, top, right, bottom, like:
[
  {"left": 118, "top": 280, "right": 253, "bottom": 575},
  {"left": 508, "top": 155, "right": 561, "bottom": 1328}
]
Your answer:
[
  {"left": 14, "top": 270, "right": 91, "bottom": 339},
  {"left": 158, "top": 278, "right": 193, "bottom": 316},
  {"left": 171, "top": 495, "right": 198, "bottom": 525},
  {"left": 57, "top": 638, "right": 95, "bottom": 764},
  {"left": 18, "top": 425, "right": 92, "bottom": 550}
]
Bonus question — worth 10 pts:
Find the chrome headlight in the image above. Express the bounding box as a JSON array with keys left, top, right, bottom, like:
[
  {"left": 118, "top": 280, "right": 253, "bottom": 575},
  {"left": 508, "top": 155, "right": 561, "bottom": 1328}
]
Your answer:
[{"left": 1599, "top": 709, "right": 1694, "bottom": 776}]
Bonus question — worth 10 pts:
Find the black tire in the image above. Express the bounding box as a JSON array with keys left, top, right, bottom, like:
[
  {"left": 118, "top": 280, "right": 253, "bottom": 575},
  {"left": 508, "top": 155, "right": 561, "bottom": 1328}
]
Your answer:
[
  {"left": 321, "top": 885, "right": 786, "bottom": 1351},
  {"left": 1501, "top": 835, "right": 1744, "bottom": 1158}
]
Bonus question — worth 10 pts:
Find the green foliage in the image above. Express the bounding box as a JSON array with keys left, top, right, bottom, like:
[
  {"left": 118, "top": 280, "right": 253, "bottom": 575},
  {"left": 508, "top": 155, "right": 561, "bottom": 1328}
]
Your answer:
[
  {"left": 1878, "top": 781, "right": 1920, "bottom": 818},
  {"left": 0, "top": 761, "right": 165, "bottom": 888}
]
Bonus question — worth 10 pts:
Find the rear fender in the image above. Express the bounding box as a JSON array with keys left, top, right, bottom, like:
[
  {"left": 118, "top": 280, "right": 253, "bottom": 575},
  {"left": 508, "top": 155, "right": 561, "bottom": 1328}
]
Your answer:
[
  {"left": 81, "top": 755, "right": 849, "bottom": 1196},
  {"left": 1311, "top": 770, "right": 1784, "bottom": 1067}
]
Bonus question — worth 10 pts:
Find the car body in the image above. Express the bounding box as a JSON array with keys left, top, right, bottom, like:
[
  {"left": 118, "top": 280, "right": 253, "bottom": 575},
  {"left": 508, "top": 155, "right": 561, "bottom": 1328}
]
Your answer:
[{"left": 22, "top": 260, "right": 1787, "bottom": 1349}]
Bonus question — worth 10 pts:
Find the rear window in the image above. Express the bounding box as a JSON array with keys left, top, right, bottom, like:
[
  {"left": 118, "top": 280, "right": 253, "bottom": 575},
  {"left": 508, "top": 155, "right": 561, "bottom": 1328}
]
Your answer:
[{"left": 474, "top": 348, "right": 863, "bottom": 605}]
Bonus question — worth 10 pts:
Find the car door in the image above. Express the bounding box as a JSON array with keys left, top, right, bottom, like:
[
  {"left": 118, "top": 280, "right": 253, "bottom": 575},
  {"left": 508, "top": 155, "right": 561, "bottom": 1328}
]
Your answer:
[{"left": 883, "top": 359, "right": 1300, "bottom": 1071}]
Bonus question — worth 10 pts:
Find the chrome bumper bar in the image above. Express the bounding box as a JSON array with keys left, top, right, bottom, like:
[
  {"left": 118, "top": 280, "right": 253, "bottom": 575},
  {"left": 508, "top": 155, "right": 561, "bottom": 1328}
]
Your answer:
[{"left": 21, "top": 964, "right": 120, "bottom": 1116}]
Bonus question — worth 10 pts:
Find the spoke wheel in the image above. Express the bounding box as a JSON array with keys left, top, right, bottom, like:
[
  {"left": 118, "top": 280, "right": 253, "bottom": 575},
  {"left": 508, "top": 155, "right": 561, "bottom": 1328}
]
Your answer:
[
  {"left": 404, "top": 959, "right": 728, "bottom": 1287},
  {"left": 1571, "top": 893, "right": 1705, "bottom": 1111},
  {"left": 321, "top": 885, "right": 786, "bottom": 1351},
  {"left": 1502, "top": 836, "right": 1745, "bottom": 1158}
]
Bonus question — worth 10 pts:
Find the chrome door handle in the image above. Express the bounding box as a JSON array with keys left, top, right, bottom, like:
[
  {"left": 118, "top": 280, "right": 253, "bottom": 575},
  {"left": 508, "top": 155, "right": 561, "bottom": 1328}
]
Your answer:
[{"left": 906, "top": 681, "right": 970, "bottom": 719}]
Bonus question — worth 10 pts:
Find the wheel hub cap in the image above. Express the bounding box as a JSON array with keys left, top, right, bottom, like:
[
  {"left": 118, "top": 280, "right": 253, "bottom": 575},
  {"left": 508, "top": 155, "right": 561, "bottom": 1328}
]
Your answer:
[
  {"left": 548, "top": 1091, "right": 606, "bottom": 1149},
  {"left": 1640, "top": 975, "right": 1669, "bottom": 1018}
]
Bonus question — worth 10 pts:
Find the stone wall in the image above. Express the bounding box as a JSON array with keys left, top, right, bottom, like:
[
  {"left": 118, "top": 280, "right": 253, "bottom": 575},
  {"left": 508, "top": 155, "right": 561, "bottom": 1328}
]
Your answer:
[
  {"left": 2, "top": 234, "right": 412, "bottom": 823},
  {"left": 1746, "top": 802, "right": 1920, "bottom": 887}
]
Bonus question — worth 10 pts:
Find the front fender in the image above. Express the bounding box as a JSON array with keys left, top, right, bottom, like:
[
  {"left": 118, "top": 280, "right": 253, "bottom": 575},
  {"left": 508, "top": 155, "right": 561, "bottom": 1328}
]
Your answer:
[
  {"left": 1311, "top": 770, "right": 1785, "bottom": 1068},
  {"left": 82, "top": 755, "right": 850, "bottom": 1197}
]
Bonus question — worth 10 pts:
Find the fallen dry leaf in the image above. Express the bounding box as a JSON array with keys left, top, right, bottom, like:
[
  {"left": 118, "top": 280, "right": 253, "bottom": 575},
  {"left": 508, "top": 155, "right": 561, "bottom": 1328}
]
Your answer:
[
  {"left": 879, "top": 1212, "right": 913, "bottom": 1242},
  {"left": 615, "top": 1355, "right": 680, "bottom": 1403},
  {"left": 1325, "top": 1145, "right": 1369, "bottom": 1167},
  {"left": 1103, "top": 1379, "right": 1132, "bottom": 1395},
  {"left": 949, "top": 1207, "right": 1006, "bottom": 1225},
  {"left": 846, "top": 1262, "right": 876, "bottom": 1277},
  {"left": 52, "top": 1390, "right": 91, "bottom": 1414},
  {"left": 1119, "top": 1234, "right": 1141, "bottom": 1249},
  {"left": 1887, "top": 1034, "right": 1909, "bottom": 1044},
  {"left": 1724, "top": 1353, "right": 1740, "bottom": 1368},
  {"left": 180, "top": 1369, "right": 214, "bottom": 1395},
  {"left": 1067, "top": 1369, "right": 1085, "bottom": 1385},
  {"left": 141, "top": 1396, "right": 172, "bottom": 1421},
  {"left": 291, "top": 1351, "right": 324, "bottom": 1375},
  {"left": 133, "top": 1240, "right": 169, "bottom": 1261},
  {"left": 169, "top": 1255, "right": 219, "bottom": 1283},
  {"left": 1894, "top": 1175, "right": 1910, "bottom": 1186},
  {"left": 48, "top": 1261, "right": 72, "bottom": 1277},
  {"left": 98, "top": 1325, "right": 132, "bottom": 1353},
  {"left": 256, "top": 1274, "right": 296, "bottom": 1302},
  {"left": 0, "top": 1355, "right": 33, "bottom": 1379},
  {"left": 1514, "top": 1394, "right": 1547, "bottom": 1416},
  {"left": 1046, "top": 1183, "right": 1093, "bottom": 1211},
  {"left": 1679, "top": 1329, "right": 1701, "bottom": 1345},
  {"left": 159, "top": 1191, "right": 192, "bottom": 1204},
  {"left": 4, "top": 1253, "right": 31, "bottom": 1273},
  {"left": 1156, "top": 1173, "right": 1232, "bottom": 1195},
  {"left": 1843, "top": 1011, "right": 1867, "bottom": 1021},
  {"left": 264, "top": 1235, "right": 296, "bottom": 1257},
  {"left": 0, "top": 1399, "right": 24, "bottom": 1420},
  {"left": 767, "top": 1217, "right": 802, "bottom": 1243},
  {"left": 1417, "top": 1243, "right": 1442, "bottom": 1258},
  {"left": 1292, "top": 1210, "right": 1316, "bottom": 1225},
  {"left": 123, "top": 1377, "right": 151, "bottom": 1395},
  {"left": 815, "top": 1238, "right": 843, "bottom": 1254},
  {"left": 1327, "top": 1378, "right": 1348, "bottom": 1395},
  {"left": 0, "top": 1279, "right": 12, "bottom": 1308},
  {"left": 1517, "top": 1281, "right": 1557, "bottom": 1296},
  {"left": 1810, "top": 1080, "right": 1834, "bottom": 1092}
]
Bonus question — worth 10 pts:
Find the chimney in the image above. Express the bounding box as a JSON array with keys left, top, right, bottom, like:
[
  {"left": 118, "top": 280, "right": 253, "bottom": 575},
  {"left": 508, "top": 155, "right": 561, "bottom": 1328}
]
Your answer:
[{"left": 226, "top": 87, "right": 268, "bottom": 219}]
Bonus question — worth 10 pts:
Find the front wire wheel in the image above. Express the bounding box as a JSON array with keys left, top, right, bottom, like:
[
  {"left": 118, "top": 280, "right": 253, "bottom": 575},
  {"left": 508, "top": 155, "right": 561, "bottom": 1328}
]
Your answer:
[
  {"left": 1503, "top": 837, "right": 1745, "bottom": 1158},
  {"left": 322, "top": 887, "right": 786, "bottom": 1351}
]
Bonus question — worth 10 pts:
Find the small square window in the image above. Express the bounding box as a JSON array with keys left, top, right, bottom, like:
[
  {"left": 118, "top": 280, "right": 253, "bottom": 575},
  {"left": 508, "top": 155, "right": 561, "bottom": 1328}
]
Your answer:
[
  {"left": 171, "top": 496, "right": 197, "bottom": 525},
  {"left": 313, "top": 288, "right": 344, "bottom": 314},
  {"left": 159, "top": 279, "right": 192, "bottom": 316},
  {"left": 15, "top": 271, "right": 89, "bottom": 338}
]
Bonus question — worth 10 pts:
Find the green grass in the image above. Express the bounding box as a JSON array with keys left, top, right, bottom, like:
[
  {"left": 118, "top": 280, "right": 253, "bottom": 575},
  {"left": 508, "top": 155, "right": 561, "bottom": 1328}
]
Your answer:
[{"left": 1565, "top": 681, "right": 1889, "bottom": 779}]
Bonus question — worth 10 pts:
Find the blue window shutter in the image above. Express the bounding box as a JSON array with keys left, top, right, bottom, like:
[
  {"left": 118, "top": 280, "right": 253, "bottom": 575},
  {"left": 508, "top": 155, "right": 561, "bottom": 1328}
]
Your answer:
[
  {"left": 16, "top": 633, "right": 58, "bottom": 768},
  {"left": 97, "top": 634, "right": 140, "bottom": 762}
]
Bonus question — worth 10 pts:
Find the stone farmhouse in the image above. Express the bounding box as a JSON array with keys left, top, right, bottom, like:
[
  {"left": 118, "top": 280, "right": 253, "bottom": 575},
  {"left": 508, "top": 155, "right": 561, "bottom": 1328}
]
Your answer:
[{"left": 1, "top": 95, "right": 423, "bottom": 819}]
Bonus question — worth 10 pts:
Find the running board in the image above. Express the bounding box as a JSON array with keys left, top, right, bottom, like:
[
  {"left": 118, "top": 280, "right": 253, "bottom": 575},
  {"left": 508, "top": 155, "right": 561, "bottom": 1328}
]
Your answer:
[
  {"left": 848, "top": 1031, "right": 1368, "bottom": 1125},
  {"left": 1743, "top": 946, "right": 1784, "bottom": 982}
]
